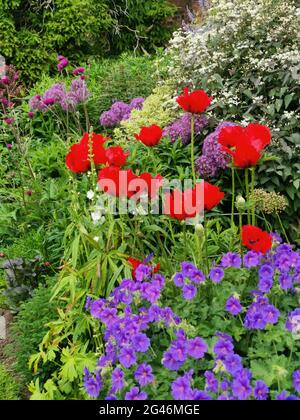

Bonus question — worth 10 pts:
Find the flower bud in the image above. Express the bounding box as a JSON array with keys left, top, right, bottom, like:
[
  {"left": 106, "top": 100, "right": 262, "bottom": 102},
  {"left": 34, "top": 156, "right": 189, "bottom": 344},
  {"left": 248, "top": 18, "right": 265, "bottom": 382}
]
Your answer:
[
  {"left": 195, "top": 223, "right": 205, "bottom": 238},
  {"left": 236, "top": 195, "right": 246, "bottom": 212}
]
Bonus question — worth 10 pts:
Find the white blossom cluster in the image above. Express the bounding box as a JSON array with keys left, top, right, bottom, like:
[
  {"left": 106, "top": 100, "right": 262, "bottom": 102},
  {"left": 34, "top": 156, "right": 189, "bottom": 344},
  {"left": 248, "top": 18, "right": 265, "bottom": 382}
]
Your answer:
[{"left": 165, "top": 0, "right": 300, "bottom": 132}]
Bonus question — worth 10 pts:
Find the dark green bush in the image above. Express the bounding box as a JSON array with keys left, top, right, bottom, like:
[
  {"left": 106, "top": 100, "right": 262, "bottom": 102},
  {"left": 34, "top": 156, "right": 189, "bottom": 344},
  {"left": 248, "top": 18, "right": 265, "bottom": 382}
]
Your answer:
[
  {"left": 0, "top": 0, "right": 176, "bottom": 83},
  {"left": 11, "top": 281, "right": 58, "bottom": 384}
]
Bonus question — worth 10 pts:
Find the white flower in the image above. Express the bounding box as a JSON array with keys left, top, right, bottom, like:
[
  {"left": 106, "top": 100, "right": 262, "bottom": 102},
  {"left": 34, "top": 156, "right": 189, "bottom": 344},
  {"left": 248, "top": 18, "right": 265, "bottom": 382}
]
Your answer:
[
  {"left": 87, "top": 190, "right": 95, "bottom": 200},
  {"left": 91, "top": 210, "right": 102, "bottom": 222}
]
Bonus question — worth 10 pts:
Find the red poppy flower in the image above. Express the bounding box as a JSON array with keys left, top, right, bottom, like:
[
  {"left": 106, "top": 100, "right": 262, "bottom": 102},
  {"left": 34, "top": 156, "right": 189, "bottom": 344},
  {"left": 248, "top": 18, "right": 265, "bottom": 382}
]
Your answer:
[
  {"left": 105, "top": 146, "right": 129, "bottom": 167},
  {"left": 204, "top": 181, "right": 225, "bottom": 211},
  {"left": 242, "top": 225, "right": 272, "bottom": 254},
  {"left": 135, "top": 173, "right": 164, "bottom": 199},
  {"left": 98, "top": 166, "right": 136, "bottom": 198},
  {"left": 128, "top": 257, "right": 160, "bottom": 279},
  {"left": 176, "top": 87, "right": 213, "bottom": 114},
  {"left": 218, "top": 123, "right": 271, "bottom": 168},
  {"left": 163, "top": 185, "right": 204, "bottom": 221},
  {"left": 66, "top": 132, "right": 108, "bottom": 173},
  {"left": 134, "top": 125, "right": 163, "bottom": 147}
]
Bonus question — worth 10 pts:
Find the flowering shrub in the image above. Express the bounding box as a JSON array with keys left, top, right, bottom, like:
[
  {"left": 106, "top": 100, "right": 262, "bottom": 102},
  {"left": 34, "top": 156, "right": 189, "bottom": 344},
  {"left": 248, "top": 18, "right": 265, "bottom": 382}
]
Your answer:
[
  {"left": 165, "top": 0, "right": 300, "bottom": 228},
  {"left": 84, "top": 237, "right": 300, "bottom": 400}
]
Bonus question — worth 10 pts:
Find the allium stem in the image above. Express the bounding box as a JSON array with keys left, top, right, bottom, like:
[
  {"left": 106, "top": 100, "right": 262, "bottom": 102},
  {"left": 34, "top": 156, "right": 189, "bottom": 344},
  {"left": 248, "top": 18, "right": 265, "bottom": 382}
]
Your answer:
[
  {"left": 245, "top": 168, "right": 251, "bottom": 224},
  {"left": 191, "top": 113, "right": 196, "bottom": 185}
]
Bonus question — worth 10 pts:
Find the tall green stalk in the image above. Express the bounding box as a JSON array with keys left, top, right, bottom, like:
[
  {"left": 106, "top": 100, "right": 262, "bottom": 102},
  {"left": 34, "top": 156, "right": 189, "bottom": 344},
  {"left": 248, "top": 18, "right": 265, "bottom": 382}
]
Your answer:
[
  {"left": 251, "top": 167, "right": 256, "bottom": 225},
  {"left": 191, "top": 113, "right": 196, "bottom": 185},
  {"left": 231, "top": 167, "right": 235, "bottom": 228},
  {"left": 245, "top": 168, "right": 251, "bottom": 224}
]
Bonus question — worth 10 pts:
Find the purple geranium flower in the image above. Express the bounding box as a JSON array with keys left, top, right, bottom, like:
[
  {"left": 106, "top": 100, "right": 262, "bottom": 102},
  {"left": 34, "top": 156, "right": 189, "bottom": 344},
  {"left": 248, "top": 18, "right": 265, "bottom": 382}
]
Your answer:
[
  {"left": 243, "top": 251, "right": 261, "bottom": 268},
  {"left": 221, "top": 252, "right": 242, "bottom": 268},
  {"left": 173, "top": 272, "right": 185, "bottom": 287},
  {"left": 258, "top": 277, "right": 273, "bottom": 293},
  {"left": 132, "top": 333, "right": 150, "bottom": 353},
  {"left": 258, "top": 264, "right": 274, "bottom": 280},
  {"left": 171, "top": 375, "right": 193, "bottom": 400},
  {"left": 162, "top": 350, "right": 183, "bottom": 371},
  {"left": 226, "top": 295, "right": 243, "bottom": 316},
  {"left": 125, "top": 387, "right": 147, "bottom": 400},
  {"left": 209, "top": 267, "right": 225, "bottom": 283},
  {"left": 111, "top": 368, "right": 124, "bottom": 392},
  {"left": 187, "top": 337, "right": 208, "bottom": 359},
  {"left": 293, "top": 370, "right": 300, "bottom": 393},
  {"left": 135, "top": 363, "right": 154, "bottom": 387},
  {"left": 84, "top": 368, "right": 102, "bottom": 398},
  {"left": 279, "top": 274, "right": 293, "bottom": 291},
  {"left": 204, "top": 371, "right": 218, "bottom": 393},
  {"left": 224, "top": 354, "right": 243, "bottom": 375},
  {"left": 119, "top": 348, "right": 137, "bottom": 368},
  {"left": 182, "top": 284, "right": 197, "bottom": 300},
  {"left": 254, "top": 380, "right": 269, "bottom": 401}
]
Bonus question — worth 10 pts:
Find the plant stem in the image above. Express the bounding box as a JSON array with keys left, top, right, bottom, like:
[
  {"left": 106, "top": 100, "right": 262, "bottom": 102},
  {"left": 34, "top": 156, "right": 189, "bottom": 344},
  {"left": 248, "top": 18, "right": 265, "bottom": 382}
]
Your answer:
[
  {"left": 191, "top": 113, "right": 196, "bottom": 185},
  {"left": 204, "top": 213, "right": 210, "bottom": 275},
  {"left": 239, "top": 211, "right": 243, "bottom": 255},
  {"left": 245, "top": 168, "right": 251, "bottom": 224},
  {"left": 276, "top": 213, "right": 290, "bottom": 244},
  {"left": 251, "top": 167, "right": 256, "bottom": 225},
  {"left": 231, "top": 167, "right": 235, "bottom": 228}
]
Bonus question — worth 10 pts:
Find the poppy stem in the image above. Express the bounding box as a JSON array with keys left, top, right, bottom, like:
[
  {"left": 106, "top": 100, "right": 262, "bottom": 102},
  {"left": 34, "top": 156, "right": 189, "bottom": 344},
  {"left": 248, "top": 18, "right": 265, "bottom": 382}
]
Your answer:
[
  {"left": 239, "top": 211, "right": 243, "bottom": 255},
  {"left": 251, "top": 167, "right": 256, "bottom": 225},
  {"left": 231, "top": 167, "right": 235, "bottom": 228},
  {"left": 204, "top": 213, "right": 210, "bottom": 275},
  {"left": 191, "top": 113, "right": 196, "bottom": 185},
  {"left": 245, "top": 168, "right": 251, "bottom": 224},
  {"left": 276, "top": 213, "right": 290, "bottom": 244}
]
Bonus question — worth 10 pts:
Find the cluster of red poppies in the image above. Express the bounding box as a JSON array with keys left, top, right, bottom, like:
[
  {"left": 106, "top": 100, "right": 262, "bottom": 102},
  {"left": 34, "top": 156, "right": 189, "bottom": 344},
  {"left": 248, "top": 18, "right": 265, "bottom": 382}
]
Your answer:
[
  {"left": 66, "top": 133, "right": 129, "bottom": 173},
  {"left": 218, "top": 123, "right": 272, "bottom": 168},
  {"left": 65, "top": 86, "right": 274, "bottom": 255}
]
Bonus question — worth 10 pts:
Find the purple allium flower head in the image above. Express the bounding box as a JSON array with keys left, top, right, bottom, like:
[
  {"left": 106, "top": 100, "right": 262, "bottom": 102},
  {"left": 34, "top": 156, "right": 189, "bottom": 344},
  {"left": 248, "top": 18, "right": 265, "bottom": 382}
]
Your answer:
[
  {"left": 254, "top": 380, "right": 269, "bottom": 401},
  {"left": 182, "top": 284, "right": 197, "bottom": 300},
  {"left": 111, "top": 368, "right": 124, "bottom": 392},
  {"left": 171, "top": 374, "right": 193, "bottom": 400},
  {"left": 135, "top": 363, "right": 154, "bottom": 387},
  {"left": 224, "top": 354, "right": 243, "bottom": 375},
  {"left": 129, "top": 97, "right": 145, "bottom": 110},
  {"left": 68, "top": 78, "right": 90, "bottom": 104},
  {"left": 29, "top": 94, "right": 46, "bottom": 112},
  {"left": 187, "top": 337, "right": 208, "bottom": 359},
  {"left": 119, "top": 347, "right": 137, "bottom": 368},
  {"left": 221, "top": 252, "right": 242, "bottom": 268},
  {"left": 204, "top": 371, "right": 218, "bottom": 393},
  {"left": 285, "top": 309, "right": 300, "bottom": 334},
  {"left": 196, "top": 122, "right": 233, "bottom": 178},
  {"left": 258, "top": 264, "right": 274, "bottom": 281},
  {"left": 209, "top": 267, "right": 225, "bottom": 283},
  {"left": 258, "top": 277, "right": 273, "bottom": 293},
  {"left": 163, "top": 113, "right": 208, "bottom": 145},
  {"left": 190, "top": 269, "right": 206, "bottom": 284},
  {"left": 173, "top": 272, "right": 185, "bottom": 288},
  {"left": 84, "top": 368, "right": 102, "bottom": 398},
  {"left": 226, "top": 295, "right": 243, "bottom": 316},
  {"left": 132, "top": 333, "right": 150, "bottom": 353},
  {"left": 42, "top": 83, "right": 66, "bottom": 106},
  {"left": 125, "top": 387, "right": 147, "bottom": 400},
  {"left": 243, "top": 251, "right": 261, "bottom": 268},
  {"left": 279, "top": 274, "right": 293, "bottom": 291},
  {"left": 293, "top": 370, "right": 300, "bottom": 393}
]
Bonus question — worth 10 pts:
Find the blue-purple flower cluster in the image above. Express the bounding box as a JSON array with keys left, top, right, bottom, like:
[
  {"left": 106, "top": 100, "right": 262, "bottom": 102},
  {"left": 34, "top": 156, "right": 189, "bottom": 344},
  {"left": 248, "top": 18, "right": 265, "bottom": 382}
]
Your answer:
[
  {"left": 99, "top": 97, "right": 145, "bottom": 127},
  {"left": 170, "top": 333, "right": 299, "bottom": 400},
  {"left": 163, "top": 113, "right": 208, "bottom": 145},
  {"left": 196, "top": 122, "right": 233, "bottom": 179},
  {"left": 173, "top": 262, "right": 205, "bottom": 300},
  {"left": 83, "top": 239, "right": 300, "bottom": 400},
  {"left": 29, "top": 79, "right": 90, "bottom": 113}
]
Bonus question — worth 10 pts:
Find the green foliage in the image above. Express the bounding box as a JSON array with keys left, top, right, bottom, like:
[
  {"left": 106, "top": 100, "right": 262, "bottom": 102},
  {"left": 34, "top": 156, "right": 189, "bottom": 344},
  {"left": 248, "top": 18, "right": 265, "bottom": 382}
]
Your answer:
[
  {"left": 0, "top": 0, "right": 175, "bottom": 83},
  {"left": 0, "top": 364, "right": 20, "bottom": 400},
  {"left": 10, "top": 281, "right": 58, "bottom": 384}
]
